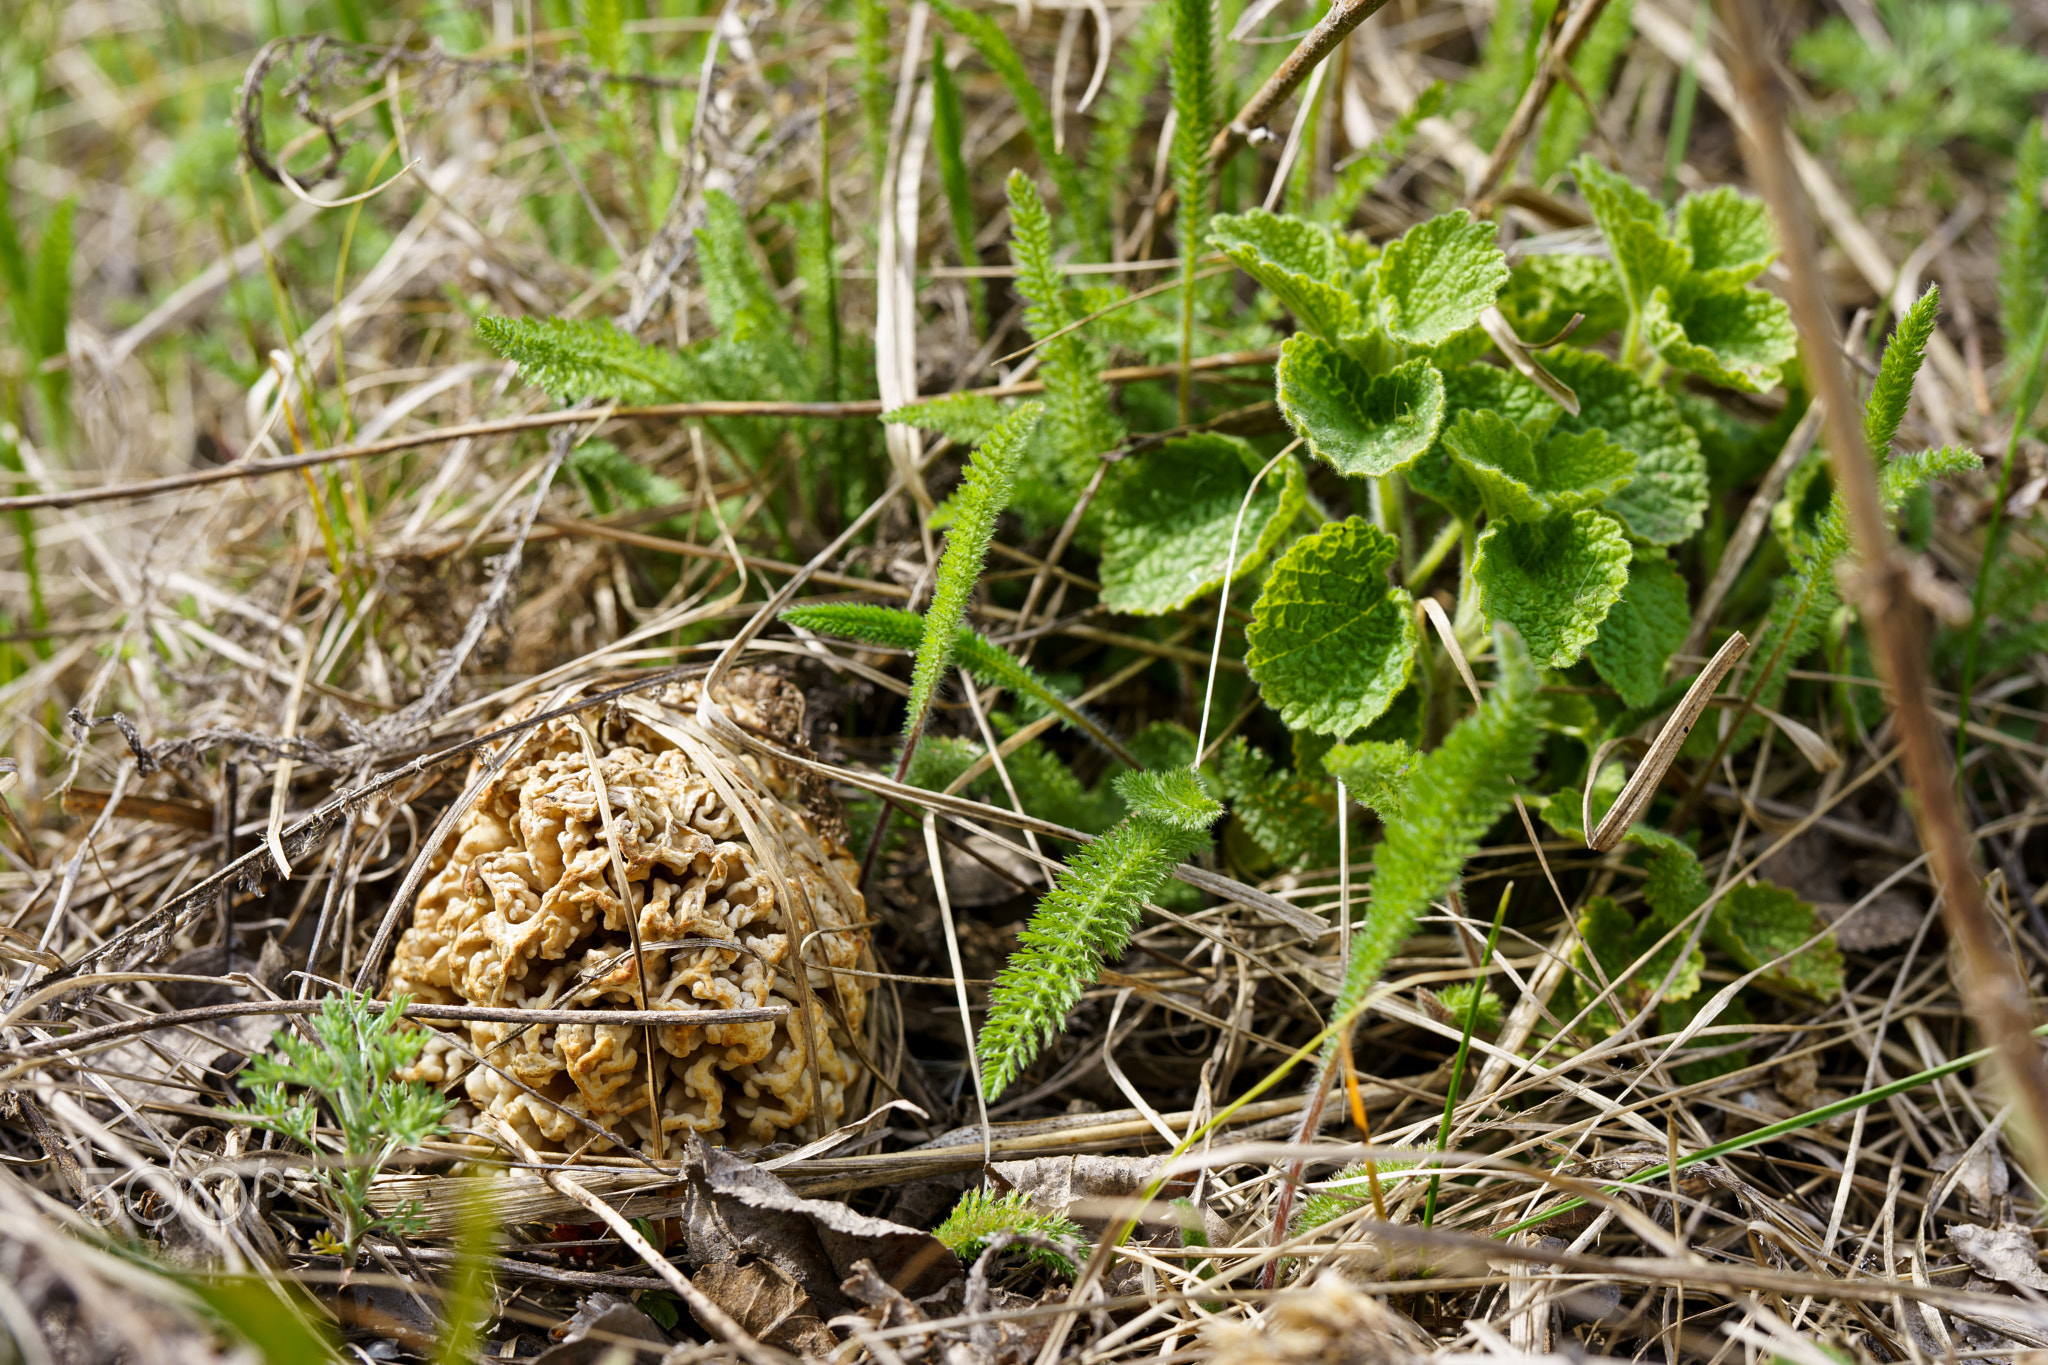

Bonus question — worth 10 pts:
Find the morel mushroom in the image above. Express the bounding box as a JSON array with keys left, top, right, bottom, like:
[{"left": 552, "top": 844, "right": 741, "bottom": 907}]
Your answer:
[{"left": 388, "top": 671, "right": 871, "bottom": 1155}]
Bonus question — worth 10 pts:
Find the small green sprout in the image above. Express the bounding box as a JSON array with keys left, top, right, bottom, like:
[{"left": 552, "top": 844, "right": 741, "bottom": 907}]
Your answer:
[
  {"left": 227, "top": 991, "right": 450, "bottom": 1256},
  {"left": 934, "top": 1189, "right": 1088, "bottom": 1277}
]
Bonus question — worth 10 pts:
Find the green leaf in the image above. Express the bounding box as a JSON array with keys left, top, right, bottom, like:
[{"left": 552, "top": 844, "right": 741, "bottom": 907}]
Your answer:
[
  {"left": 1440, "top": 409, "right": 1635, "bottom": 522},
  {"left": 1644, "top": 286, "right": 1798, "bottom": 393},
  {"left": 1332, "top": 626, "right": 1542, "bottom": 1027},
  {"left": 1499, "top": 252, "right": 1631, "bottom": 345},
  {"left": 1370, "top": 208, "right": 1509, "bottom": 346},
  {"left": 978, "top": 801, "right": 1212, "bottom": 1095},
  {"left": 1213, "top": 739, "right": 1339, "bottom": 871},
  {"left": 1574, "top": 894, "right": 1705, "bottom": 1033},
  {"left": 882, "top": 392, "right": 1008, "bottom": 446},
  {"left": 904, "top": 403, "right": 1045, "bottom": 737},
  {"left": 1114, "top": 766, "right": 1223, "bottom": 832},
  {"left": 1207, "top": 209, "right": 1363, "bottom": 341},
  {"left": 476, "top": 315, "right": 690, "bottom": 402},
  {"left": 1587, "top": 552, "right": 1691, "bottom": 709},
  {"left": 1573, "top": 156, "right": 1684, "bottom": 311},
  {"left": 1676, "top": 186, "right": 1777, "bottom": 291},
  {"left": 1099, "top": 434, "right": 1305, "bottom": 615},
  {"left": 935, "top": 1189, "right": 1086, "bottom": 1276},
  {"left": 1472, "top": 509, "right": 1632, "bottom": 668},
  {"left": 1322, "top": 738, "right": 1418, "bottom": 819},
  {"left": 1710, "top": 882, "right": 1844, "bottom": 1000},
  {"left": 1245, "top": 518, "right": 1419, "bottom": 736},
  {"left": 1276, "top": 337, "right": 1445, "bottom": 477},
  {"left": 1544, "top": 348, "right": 1708, "bottom": 545},
  {"left": 1865, "top": 284, "right": 1941, "bottom": 458}
]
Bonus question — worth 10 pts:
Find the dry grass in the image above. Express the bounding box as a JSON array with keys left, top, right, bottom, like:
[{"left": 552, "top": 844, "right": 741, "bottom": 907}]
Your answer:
[{"left": 4, "top": 0, "right": 2048, "bottom": 1362}]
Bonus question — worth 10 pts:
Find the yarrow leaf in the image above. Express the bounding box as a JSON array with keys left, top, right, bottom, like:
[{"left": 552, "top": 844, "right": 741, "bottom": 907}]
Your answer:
[
  {"left": 978, "top": 775, "right": 1216, "bottom": 1095},
  {"left": 935, "top": 1190, "right": 1088, "bottom": 1277},
  {"left": 1332, "top": 626, "right": 1542, "bottom": 1033}
]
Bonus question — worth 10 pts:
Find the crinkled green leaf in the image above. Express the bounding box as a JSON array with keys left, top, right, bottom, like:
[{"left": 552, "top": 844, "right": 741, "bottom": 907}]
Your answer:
[
  {"left": 1441, "top": 409, "right": 1636, "bottom": 522},
  {"left": 882, "top": 392, "right": 1008, "bottom": 445},
  {"left": 1677, "top": 186, "right": 1777, "bottom": 291},
  {"left": 1370, "top": 208, "right": 1509, "bottom": 346},
  {"left": 1575, "top": 157, "right": 1685, "bottom": 309},
  {"left": 1644, "top": 286, "right": 1798, "bottom": 393},
  {"left": 1098, "top": 434, "right": 1305, "bottom": 615},
  {"left": 1472, "top": 509, "right": 1631, "bottom": 667},
  {"left": 1246, "top": 517, "right": 1418, "bottom": 736},
  {"left": 1276, "top": 336, "right": 1445, "bottom": 477},
  {"left": 1323, "top": 738, "right": 1418, "bottom": 820},
  {"left": 1710, "top": 882, "right": 1844, "bottom": 1000},
  {"left": 1545, "top": 348, "right": 1708, "bottom": 545},
  {"left": 1587, "top": 552, "right": 1691, "bottom": 709},
  {"left": 1207, "top": 209, "right": 1363, "bottom": 341},
  {"left": 1499, "top": 252, "right": 1631, "bottom": 344},
  {"left": 1574, "top": 895, "right": 1705, "bottom": 1035}
]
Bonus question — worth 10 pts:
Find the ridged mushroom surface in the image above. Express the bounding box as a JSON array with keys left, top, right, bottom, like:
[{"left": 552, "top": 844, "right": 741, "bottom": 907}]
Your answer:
[{"left": 388, "top": 671, "right": 869, "bottom": 1154}]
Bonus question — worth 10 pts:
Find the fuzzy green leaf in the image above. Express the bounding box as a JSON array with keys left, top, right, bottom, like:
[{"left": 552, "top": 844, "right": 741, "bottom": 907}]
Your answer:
[
  {"left": 476, "top": 315, "right": 690, "bottom": 402},
  {"left": 1440, "top": 409, "right": 1635, "bottom": 522},
  {"left": 882, "top": 392, "right": 1008, "bottom": 446},
  {"left": 1370, "top": 208, "right": 1509, "bottom": 346},
  {"left": 1276, "top": 336, "right": 1445, "bottom": 477},
  {"left": 1472, "top": 509, "right": 1631, "bottom": 668},
  {"left": 978, "top": 801, "right": 1212, "bottom": 1096},
  {"left": 1644, "top": 286, "right": 1798, "bottom": 393},
  {"left": 1333, "top": 627, "right": 1542, "bottom": 1027},
  {"left": 1710, "top": 882, "right": 1844, "bottom": 1000},
  {"left": 1573, "top": 156, "right": 1685, "bottom": 311},
  {"left": 1587, "top": 552, "right": 1691, "bottom": 709},
  {"left": 1544, "top": 348, "right": 1708, "bottom": 545},
  {"left": 1099, "top": 435, "right": 1305, "bottom": 615},
  {"left": 935, "top": 1190, "right": 1086, "bottom": 1276},
  {"left": 1245, "top": 518, "right": 1419, "bottom": 736},
  {"left": 1114, "top": 766, "right": 1223, "bottom": 832},
  {"left": 1575, "top": 895, "right": 1704, "bottom": 1034},
  {"left": 1323, "top": 738, "right": 1418, "bottom": 820},
  {"left": 1676, "top": 186, "right": 1777, "bottom": 291},
  {"left": 1207, "top": 209, "right": 1362, "bottom": 341},
  {"left": 904, "top": 403, "right": 1045, "bottom": 736},
  {"left": 1865, "top": 284, "right": 1941, "bottom": 458}
]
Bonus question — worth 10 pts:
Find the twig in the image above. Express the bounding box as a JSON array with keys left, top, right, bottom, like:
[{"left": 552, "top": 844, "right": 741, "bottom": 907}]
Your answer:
[
  {"left": 1721, "top": 0, "right": 2048, "bottom": 1183},
  {"left": 1469, "top": 0, "right": 1618, "bottom": 206}
]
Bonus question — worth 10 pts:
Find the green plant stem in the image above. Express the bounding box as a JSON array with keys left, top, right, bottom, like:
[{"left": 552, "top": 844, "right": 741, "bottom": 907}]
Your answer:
[
  {"left": 1422, "top": 884, "right": 1511, "bottom": 1227},
  {"left": 1407, "top": 517, "right": 1462, "bottom": 588}
]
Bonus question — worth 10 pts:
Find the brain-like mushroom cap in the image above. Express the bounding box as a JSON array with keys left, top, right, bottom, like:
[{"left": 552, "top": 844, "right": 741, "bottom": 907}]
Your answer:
[{"left": 389, "top": 672, "right": 870, "bottom": 1155}]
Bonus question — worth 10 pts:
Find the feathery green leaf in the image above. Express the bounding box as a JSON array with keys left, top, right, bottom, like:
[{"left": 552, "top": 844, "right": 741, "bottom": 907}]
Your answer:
[
  {"left": 903, "top": 401, "right": 1045, "bottom": 744},
  {"left": 475, "top": 315, "right": 689, "bottom": 402},
  {"left": 978, "top": 785, "right": 1215, "bottom": 1095},
  {"left": 1332, "top": 626, "right": 1543, "bottom": 1032},
  {"left": 935, "top": 1190, "right": 1087, "bottom": 1276},
  {"left": 1865, "top": 284, "right": 1941, "bottom": 459}
]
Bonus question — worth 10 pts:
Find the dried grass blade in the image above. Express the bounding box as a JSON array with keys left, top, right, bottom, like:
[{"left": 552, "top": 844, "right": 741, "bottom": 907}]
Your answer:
[{"left": 1588, "top": 631, "right": 1748, "bottom": 852}]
